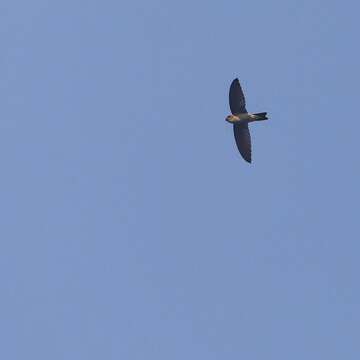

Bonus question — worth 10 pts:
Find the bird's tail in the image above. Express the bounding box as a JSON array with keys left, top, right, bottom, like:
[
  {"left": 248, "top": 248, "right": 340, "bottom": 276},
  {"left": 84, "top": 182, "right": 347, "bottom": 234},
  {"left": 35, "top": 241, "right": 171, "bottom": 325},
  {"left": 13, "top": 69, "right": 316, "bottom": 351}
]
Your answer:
[{"left": 253, "top": 112, "right": 268, "bottom": 120}]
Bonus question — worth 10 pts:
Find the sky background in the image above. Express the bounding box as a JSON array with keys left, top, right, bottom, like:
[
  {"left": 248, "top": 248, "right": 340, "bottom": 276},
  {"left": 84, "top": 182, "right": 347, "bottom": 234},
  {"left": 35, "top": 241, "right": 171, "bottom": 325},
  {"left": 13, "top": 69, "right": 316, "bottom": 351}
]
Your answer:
[{"left": 1, "top": 0, "right": 359, "bottom": 359}]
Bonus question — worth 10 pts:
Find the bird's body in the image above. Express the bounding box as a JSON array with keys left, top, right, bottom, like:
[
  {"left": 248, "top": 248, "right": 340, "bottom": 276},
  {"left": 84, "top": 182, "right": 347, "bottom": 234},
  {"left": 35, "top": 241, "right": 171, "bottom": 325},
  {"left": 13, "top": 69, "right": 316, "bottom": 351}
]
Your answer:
[
  {"left": 226, "top": 113, "right": 268, "bottom": 124},
  {"left": 226, "top": 78, "right": 268, "bottom": 163}
]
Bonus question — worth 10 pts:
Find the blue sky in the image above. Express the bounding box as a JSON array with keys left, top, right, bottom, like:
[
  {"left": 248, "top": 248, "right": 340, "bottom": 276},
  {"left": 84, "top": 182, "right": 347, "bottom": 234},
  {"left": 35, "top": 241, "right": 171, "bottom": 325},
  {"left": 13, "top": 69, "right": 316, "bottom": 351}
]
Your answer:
[{"left": 1, "top": 0, "right": 359, "bottom": 359}]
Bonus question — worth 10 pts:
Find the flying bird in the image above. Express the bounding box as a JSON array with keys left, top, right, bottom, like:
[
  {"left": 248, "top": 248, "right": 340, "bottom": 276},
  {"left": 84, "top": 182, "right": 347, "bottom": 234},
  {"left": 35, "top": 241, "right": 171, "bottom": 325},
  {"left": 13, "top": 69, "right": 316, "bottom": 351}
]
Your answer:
[{"left": 226, "top": 78, "right": 268, "bottom": 163}]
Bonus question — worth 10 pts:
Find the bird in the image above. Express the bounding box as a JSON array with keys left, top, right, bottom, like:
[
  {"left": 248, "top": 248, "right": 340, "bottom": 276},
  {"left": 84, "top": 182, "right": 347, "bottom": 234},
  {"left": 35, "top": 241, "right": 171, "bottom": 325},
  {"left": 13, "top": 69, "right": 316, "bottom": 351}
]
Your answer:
[{"left": 226, "top": 78, "right": 268, "bottom": 163}]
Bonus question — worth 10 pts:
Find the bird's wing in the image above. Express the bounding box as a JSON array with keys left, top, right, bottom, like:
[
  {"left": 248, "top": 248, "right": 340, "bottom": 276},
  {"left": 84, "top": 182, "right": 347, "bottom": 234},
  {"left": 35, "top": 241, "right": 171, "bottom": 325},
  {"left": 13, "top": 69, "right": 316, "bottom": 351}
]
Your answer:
[
  {"left": 233, "top": 124, "right": 251, "bottom": 163},
  {"left": 229, "top": 78, "right": 247, "bottom": 114}
]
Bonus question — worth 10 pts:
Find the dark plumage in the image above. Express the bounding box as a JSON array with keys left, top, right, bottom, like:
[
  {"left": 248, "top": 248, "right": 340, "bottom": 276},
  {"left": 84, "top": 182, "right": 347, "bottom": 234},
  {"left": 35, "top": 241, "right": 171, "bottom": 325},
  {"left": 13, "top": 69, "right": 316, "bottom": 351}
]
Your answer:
[{"left": 226, "top": 78, "right": 268, "bottom": 163}]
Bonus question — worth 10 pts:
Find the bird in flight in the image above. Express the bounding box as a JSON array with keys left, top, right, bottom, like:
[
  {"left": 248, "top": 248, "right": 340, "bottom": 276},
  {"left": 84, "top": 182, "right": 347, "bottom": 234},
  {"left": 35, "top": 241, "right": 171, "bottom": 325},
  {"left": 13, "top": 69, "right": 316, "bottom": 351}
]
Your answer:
[{"left": 226, "top": 78, "right": 268, "bottom": 163}]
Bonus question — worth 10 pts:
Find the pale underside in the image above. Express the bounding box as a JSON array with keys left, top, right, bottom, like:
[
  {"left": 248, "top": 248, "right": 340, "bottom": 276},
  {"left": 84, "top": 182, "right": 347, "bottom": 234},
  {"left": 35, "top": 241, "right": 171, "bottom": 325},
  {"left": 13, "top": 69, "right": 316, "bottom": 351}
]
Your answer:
[{"left": 227, "top": 113, "right": 259, "bottom": 123}]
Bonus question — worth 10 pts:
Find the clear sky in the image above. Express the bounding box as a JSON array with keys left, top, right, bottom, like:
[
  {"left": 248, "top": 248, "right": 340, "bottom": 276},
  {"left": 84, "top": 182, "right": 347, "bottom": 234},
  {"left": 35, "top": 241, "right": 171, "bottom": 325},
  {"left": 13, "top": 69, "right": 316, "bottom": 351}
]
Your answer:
[{"left": 1, "top": 0, "right": 359, "bottom": 359}]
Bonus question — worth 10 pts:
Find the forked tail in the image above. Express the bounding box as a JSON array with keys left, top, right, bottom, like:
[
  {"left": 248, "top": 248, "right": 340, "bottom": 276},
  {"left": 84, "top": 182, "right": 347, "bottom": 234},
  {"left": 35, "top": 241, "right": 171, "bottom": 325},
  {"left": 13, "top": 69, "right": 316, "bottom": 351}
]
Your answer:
[{"left": 253, "top": 112, "right": 268, "bottom": 120}]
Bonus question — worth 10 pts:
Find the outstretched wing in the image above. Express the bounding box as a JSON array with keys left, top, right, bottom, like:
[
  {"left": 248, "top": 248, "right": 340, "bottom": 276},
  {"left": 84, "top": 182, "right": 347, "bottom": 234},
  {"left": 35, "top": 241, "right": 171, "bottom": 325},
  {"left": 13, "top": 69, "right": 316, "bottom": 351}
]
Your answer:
[
  {"left": 229, "top": 78, "right": 247, "bottom": 115},
  {"left": 233, "top": 124, "right": 251, "bottom": 163}
]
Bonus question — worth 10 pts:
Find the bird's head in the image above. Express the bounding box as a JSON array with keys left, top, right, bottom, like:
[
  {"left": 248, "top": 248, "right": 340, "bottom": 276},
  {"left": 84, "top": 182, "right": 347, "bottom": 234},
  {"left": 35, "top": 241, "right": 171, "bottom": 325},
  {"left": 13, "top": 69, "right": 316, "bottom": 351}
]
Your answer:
[{"left": 226, "top": 115, "right": 236, "bottom": 123}]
